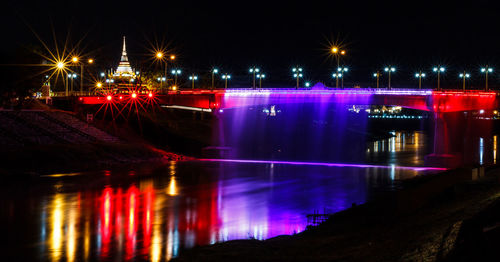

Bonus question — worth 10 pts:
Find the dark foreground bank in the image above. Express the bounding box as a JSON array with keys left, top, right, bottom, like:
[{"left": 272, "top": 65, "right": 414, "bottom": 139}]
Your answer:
[
  {"left": 0, "top": 142, "right": 190, "bottom": 178},
  {"left": 173, "top": 167, "right": 500, "bottom": 262}
]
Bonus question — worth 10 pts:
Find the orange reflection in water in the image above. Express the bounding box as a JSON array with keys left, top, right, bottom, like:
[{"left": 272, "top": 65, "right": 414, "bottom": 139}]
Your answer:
[{"left": 49, "top": 194, "right": 64, "bottom": 262}]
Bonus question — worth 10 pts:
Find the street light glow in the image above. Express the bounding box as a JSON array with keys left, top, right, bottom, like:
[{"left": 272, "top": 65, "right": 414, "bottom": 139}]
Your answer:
[
  {"left": 384, "top": 67, "right": 396, "bottom": 72},
  {"left": 156, "top": 52, "right": 163, "bottom": 59},
  {"left": 459, "top": 73, "right": 470, "bottom": 78},
  {"left": 433, "top": 67, "right": 445, "bottom": 72},
  {"left": 56, "top": 62, "right": 65, "bottom": 69},
  {"left": 71, "top": 57, "right": 79, "bottom": 63},
  {"left": 96, "top": 82, "right": 102, "bottom": 88},
  {"left": 331, "top": 47, "right": 338, "bottom": 54},
  {"left": 88, "top": 58, "right": 94, "bottom": 64}
]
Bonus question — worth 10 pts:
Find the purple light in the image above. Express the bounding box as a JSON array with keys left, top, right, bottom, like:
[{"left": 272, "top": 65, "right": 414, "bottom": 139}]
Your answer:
[{"left": 197, "top": 158, "right": 448, "bottom": 171}]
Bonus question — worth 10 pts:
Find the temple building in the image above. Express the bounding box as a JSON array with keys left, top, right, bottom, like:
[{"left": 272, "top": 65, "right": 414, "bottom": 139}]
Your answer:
[{"left": 111, "top": 36, "right": 137, "bottom": 80}]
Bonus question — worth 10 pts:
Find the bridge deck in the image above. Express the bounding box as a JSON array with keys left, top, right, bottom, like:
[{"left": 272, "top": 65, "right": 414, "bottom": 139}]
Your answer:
[{"left": 73, "top": 88, "right": 498, "bottom": 113}]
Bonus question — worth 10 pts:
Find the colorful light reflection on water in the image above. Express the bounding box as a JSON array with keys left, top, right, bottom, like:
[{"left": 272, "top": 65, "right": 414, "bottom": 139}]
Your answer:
[{"left": 2, "top": 160, "right": 439, "bottom": 261}]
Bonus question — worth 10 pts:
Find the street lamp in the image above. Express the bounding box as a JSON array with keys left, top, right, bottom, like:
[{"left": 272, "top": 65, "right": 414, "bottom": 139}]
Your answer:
[
  {"left": 68, "top": 73, "right": 77, "bottom": 94},
  {"left": 70, "top": 56, "right": 94, "bottom": 94},
  {"left": 171, "top": 69, "right": 181, "bottom": 86},
  {"left": 459, "top": 72, "right": 470, "bottom": 91},
  {"left": 332, "top": 73, "right": 342, "bottom": 86},
  {"left": 211, "top": 68, "right": 219, "bottom": 89},
  {"left": 221, "top": 74, "right": 231, "bottom": 89},
  {"left": 249, "top": 67, "right": 260, "bottom": 89},
  {"left": 155, "top": 51, "right": 175, "bottom": 91},
  {"left": 157, "top": 77, "right": 166, "bottom": 87},
  {"left": 432, "top": 66, "right": 445, "bottom": 90},
  {"left": 256, "top": 73, "right": 266, "bottom": 89},
  {"left": 189, "top": 74, "right": 198, "bottom": 89},
  {"left": 337, "top": 67, "right": 348, "bottom": 88},
  {"left": 331, "top": 47, "right": 346, "bottom": 88},
  {"left": 292, "top": 67, "right": 303, "bottom": 89},
  {"left": 305, "top": 82, "right": 311, "bottom": 88},
  {"left": 373, "top": 71, "right": 380, "bottom": 89},
  {"left": 415, "top": 71, "right": 426, "bottom": 89},
  {"left": 384, "top": 66, "right": 396, "bottom": 89},
  {"left": 480, "top": 66, "right": 493, "bottom": 91}
]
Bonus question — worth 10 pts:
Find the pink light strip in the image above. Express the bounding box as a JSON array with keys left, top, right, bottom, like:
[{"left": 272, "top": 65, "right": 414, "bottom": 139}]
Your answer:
[{"left": 197, "top": 158, "right": 448, "bottom": 171}]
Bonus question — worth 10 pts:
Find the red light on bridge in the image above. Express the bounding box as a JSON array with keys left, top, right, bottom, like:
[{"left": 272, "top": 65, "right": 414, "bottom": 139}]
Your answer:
[
  {"left": 148, "top": 92, "right": 153, "bottom": 98},
  {"left": 106, "top": 95, "right": 112, "bottom": 101},
  {"left": 119, "top": 96, "right": 123, "bottom": 100},
  {"left": 131, "top": 93, "right": 137, "bottom": 99}
]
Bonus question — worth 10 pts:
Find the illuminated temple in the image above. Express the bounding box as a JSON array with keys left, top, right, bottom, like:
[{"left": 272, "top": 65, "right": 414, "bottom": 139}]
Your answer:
[{"left": 112, "top": 36, "right": 136, "bottom": 79}]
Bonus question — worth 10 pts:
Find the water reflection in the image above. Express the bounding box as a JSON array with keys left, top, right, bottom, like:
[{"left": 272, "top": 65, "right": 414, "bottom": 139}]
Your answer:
[
  {"left": 3, "top": 161, "right": 437, "bottom": 261},
  {"left": 366, "top": 131, "right": 427, "bottom": 166}
]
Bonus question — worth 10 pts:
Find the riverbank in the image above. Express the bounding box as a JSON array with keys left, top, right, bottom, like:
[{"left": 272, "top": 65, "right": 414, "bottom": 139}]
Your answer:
[
  {"left": 0, "top": 142, "right": 191, "bottom": 179},
  {"left": 173, "top": 167, "right": 500, "bottom": 261}
]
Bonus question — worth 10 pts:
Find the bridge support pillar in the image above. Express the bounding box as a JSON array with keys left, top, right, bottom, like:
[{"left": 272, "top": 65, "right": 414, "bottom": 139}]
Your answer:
[{"left": 425, "top": 111, "right": 493, "bottom": 168}]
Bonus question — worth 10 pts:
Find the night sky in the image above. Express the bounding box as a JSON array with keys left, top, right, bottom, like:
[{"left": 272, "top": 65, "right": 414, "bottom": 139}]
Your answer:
[{"left": 2, "top": 0, "right": 499, "bottom": 87}]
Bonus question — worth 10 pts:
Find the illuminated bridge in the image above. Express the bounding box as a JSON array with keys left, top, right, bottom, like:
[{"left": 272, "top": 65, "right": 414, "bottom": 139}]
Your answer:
[
  {"left": 77, "top": 87, "right": 498, "bottom": 113},
  {"left": 73, "top": 86, "right": 499, "bottom": 167}
]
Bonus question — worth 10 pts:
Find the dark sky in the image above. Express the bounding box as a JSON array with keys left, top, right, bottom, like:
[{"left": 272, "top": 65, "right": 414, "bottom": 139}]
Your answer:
[{"left": 2, "top": 0, "right": 499, "bottom": 87}]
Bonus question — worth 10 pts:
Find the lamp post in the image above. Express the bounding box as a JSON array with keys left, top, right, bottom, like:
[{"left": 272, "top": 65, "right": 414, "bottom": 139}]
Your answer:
[
  {"left": 171, "top": 69, "right": 181, "bottom": 86},
  {"left": 211, "top": 68, "right": 219, "bottom": 89},
  {"left": 384, "top": 66, "right": 396, "bottom": 89},
  {"left": 292, "top": 67, "right": 303, "bottom": 89},
  {"left": 155, "top": 52, "right": 175, "bottom": 91},
  {"left": 337, "top": 67, "right": 348, "bottom": 88},
  {"left": 480, "top": 66, "right": 493, "bottom": 91},
  {"left": 155, "top": 52, "right": 164, "bottom": 90},
  {"left": 373, "top": 71, "right": 380, "bottom": 89},
  {"left": 249, "top": 67, "right": 260, "bottom": 89},
  {"left": 459, "top": 72, "right": 470, "bottom": 91},
  {"left": 69, "top": 73, "right": 77, "bottom": 94},
  {"left": 157, "top": 77, "right": 166, "bottom": 88},
  {"left": 221, "top": 74, "right": 231, "bottom": 89},
  {"left": 432, "top": 66, "right": 445, "bottom": 90},
  {"left": 256, "top": 73, "right": 266, "bottom": 89},
  {"left": 332, "top": 73, "right": 342, "bottom": 87},
  {"left": 189, "top": 74, "right": 198, "bottom": 89},
  {"left": 71, "top": 56, "right": 94, "bottom": 94},
  {"left": 331, "top": 47, "right": 346, "bottom": 88},
  {"left": 415, "top": 71, "right": 426, "bottom": 89}
]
